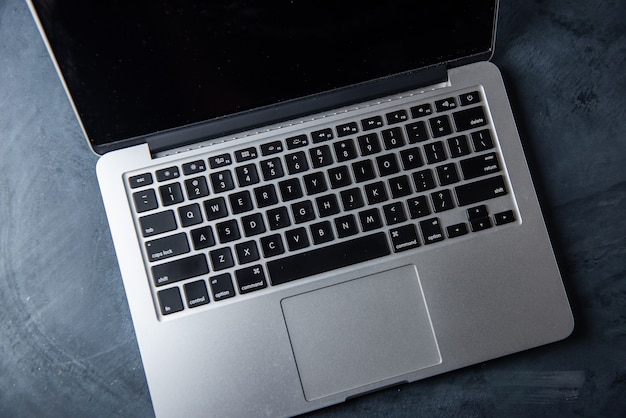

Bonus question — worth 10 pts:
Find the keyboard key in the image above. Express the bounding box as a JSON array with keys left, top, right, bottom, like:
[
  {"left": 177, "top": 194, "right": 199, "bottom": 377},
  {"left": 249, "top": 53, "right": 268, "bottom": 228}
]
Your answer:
[
  {"left": 467, "top": 205, "right": 489, "bottom": 220},
  {"left": 460, "top": 152, "right": 500, "bottom": 180},
  {"left": 424, "top": 141, "right": 447, "bottom": 164},
  {"left": 429, "top": 115, "right": 453, "bottom": 137},
  {"left": 241, "top": 213, "right": 266, "bottom": 237},
  {"left": 365, "top": 181, "right": 388, "bottom": 204},
  {"left": 234, "top": 147, "right": 258, "bottom": 162},
  {"left": 190, "top": 226, "right": 215, "bottom": 249},
  {"left": 400, "top": 147, "right": 423, "bottom": 170},
  {"left": 208, "top": 153, "right": 233, "bottom": 168},
  {"left": 159, "top": 183, "right": 184, "bottom": 206},
  {"left": 352, "top": 159, "right": 376, "bottom": 182},
  {"left": 229, "top": 190, "right": 254, "bottom": 214},
  {"left": 471, "top": 217, "right": 493, "bottom": 232},
  {"left": 267, "top": 232, "right": 390, "bottom": 286},
  {"left": 184, "top": 280, "right": 210, "bottom": 308},
  {"left": 453, "top": 106, "right": 488, "bottom": 132},
  {"left": 383, "top": 202, "right": 407, "bottom": 225},
  {"left": 292, "top": 200, "right": 316, "bottom": 224},
  {"left": 447, "top": 135, "right": 471, "bottom": 158},
  {"left": 413, "top": 169, "right": 436, "bottom": 192},
  {"left": 376, "top": 154, "right": 400, "bottom": 176},
  {"left": 459, "top": 91, "right": 481, "bottom": 106},
  {"left": 129, "top": 173, "right": 153, "bottom": 188},
  {"left": 361, "top": 115, "right": 384, "bottom": 131},
  {"left": 151, "top": 254, "right": 209, "bottom": 287},
  {"left": 381, "top": 127, "right": 405, "bottom": 150},
  {"left": 471, "top": 129, "right": 494, "bottom": 151},
  {"left": 434, "top": 97, "right": 457, "bottom": 112},
  {"left": 235, "top": 164, "right": 260, "bottom": 187},
  {"left": 328, "top": 166, "right": 352, "bottom": 189},
  {"left": 260, "top": 234, "right": 285, "bottom": 258},
  {"left": 267, "top": 206, "right": 291, "bottom": 230},
  {"left": 204, "top": 197, "right": 229, "bottom": 220},
  {"left": 285, "top": 151, "right": 309, "bottom": 174},
  {"left": 310, "top": 145, "right": 334, "bottom": 168},
  {"left": 385, "top": 109, "right": 408, "bottom": 125},
  {"left": 388, "top": 175, "right": 412, "bottom": 199},
  {"left": 310, "top": 221, "right": 335, "bottom": 245},
  {"left": 209, "top": 247, "right": 235, "bottom": 271},
  {"left": 431, "top": 189, "right": 455, "bottom": 213},
  {"left": 260, "top": 157, "right": 284, "bottom": 180},
  {"left": 455, "top": 175, "right": 507, "bottom": 206},
  {"left": 334, "top": 214, "right": 359, "bottom": 238},
  {"left": 182, "top": 160, "right": 206, "bottom": 175},
  {"left": 316, "top": 194, "right": 341, "bottom": 218},
  {"left": 216, "top": 219, "right": 241, "bottom": 243},
  {"left": 236, "top": 265, "right": 267, "bottom": 294},
  {"left": 254, "top": 184, "right": 278, "bottom": 208},
  {"left": 410, "top": 103, "right": 433, "bottom": 118},
  {"left": 336, "top": 122, "right": 358, "bottom": 137},
  {"left": 235, "top": 241, "right": 260, "bottom": 264},
  {"left": 390, "top": 224, "right": 420, "bottom": 252},
  {"left": 303, "top": 172, "right": 328, "bottom": 195},
  {"left": 156, "top": 166, "right": 180, "bottom": 182},
  {"left": 436, "top": 163, "right": 460, "bottom": 186},
  {"left": 494, "top": 210, "right": 516, "bottom": 226},
  {"left": 311, "top": 128, "right": 334, "bottom": 143},
  {"left": 340, "top": 188, "right": 364, "bottom": 211},
  {"left": 286, "top": 134, "right": 309, "bottom": 149},
  {"left": 285, "top": 227, "right": 310, "bottom": 251},
  {"left": 139, "top": 210, "right": 177, "bottom": 237},
  {"left": 334, "top": 139, "right": 358, "bottom": 162},
  {"left": 405, "top": 121, "right": 429, "bottom": 143},
  {"left": 279, "top": 178, "right": 303, "bottom": 201},
  {"left": 178, "top": 203, "right": 203, "bottom": 227},
  {"left": 357, "top": 133, "right": 381, "bottom": 155},
  {"left": 407, "top": 195, "right": 431, "bottom": 219},
  {"left": 184, "top": 176, "right": 209, "bottom": 199},
  {"left": 359, "top": 208, "right": 383, "bottom": 231},
  {"left": 420, "top": 218, "right": 444, "bottom": 244},
  {"left": 145, "top": 232, "right": 189, "bottom": 262},
  {"left": 209, "top": 273, "right": 235, "bottom": 300},
  {"left": 157, "top": 287, "right": 184, "bottom": 315},
  {"left": 210, "top": 170, "right": 235, "bottom": 193},
  {"left": 447, "top": 223, "right": 469, "bottom": 238},
  {"left": 260, "top": 140, "right": 284, "bottom": 155}
]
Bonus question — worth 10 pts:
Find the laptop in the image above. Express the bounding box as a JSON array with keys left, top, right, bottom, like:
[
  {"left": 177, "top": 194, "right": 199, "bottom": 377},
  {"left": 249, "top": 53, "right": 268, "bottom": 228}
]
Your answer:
[{"left": 28, "top": 1, "right": 574, "bottom": 416}]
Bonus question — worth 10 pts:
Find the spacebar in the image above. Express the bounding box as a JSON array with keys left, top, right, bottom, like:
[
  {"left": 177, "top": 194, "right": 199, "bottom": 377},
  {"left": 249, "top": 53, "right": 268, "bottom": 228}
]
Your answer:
[{"left": 267, "top": 232, "right": 390, "bottom": 286}]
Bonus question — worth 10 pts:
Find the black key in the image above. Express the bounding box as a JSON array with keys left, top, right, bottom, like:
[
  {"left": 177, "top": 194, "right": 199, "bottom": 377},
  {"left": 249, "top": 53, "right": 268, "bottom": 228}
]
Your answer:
[
  {"left": 254, "top": 184, "right": 278, "bottom": 208},
  {"left": 156, "top": 166, "right": 180, "bottom": 182},
  {"left": 471, "top": 129, "right": 494, "bottom": 151},
  {"left": 210, "top": 170, "right": 235, "bottom": 193},
  {"left": 389, "top": 175, "right": 412, "bottom": 199},
  {"left": 152, "top": 254, "right": 209, "bottom": 287},
  {"left": 381, "top": 127, "right": 405, "bottom": 150},
  {"left": 431, "top": 189, "right": 455, "bottom": 213},
  {"left": 216, "top": 219, "right": 240, "bottom": 243},
  {"left": 204, "top": 197, "right": 229, "bottom": 220},
  {"left": 420, "top": 218, "right": 444, "bottom": 244},
  {"left": 178, "top": 203, "right": 203, "bottom": 227},
  {"left": 352, "top": 159, "right": 376, "bottom": 182},
  {"left": 359, "top": 208, "right": 383, "bottom": 231},
  {"left": 340, "top": 188, "right": 364, "bottom": 211},
  {"left": 447, "top": 223, "right": 469, "bottom": 238},
  {"left": 185, "top": 176, "right": 210, "bottom": 200},
  {"left": 182, "top": 160, "right": 207, "bottom": 175},
  {"left": 494, "top": 210, "right": 516, "bottom": 226},
  {"left": 234, "top": 147, "right": 258, "bottom": 162},
  {"left": 405, "top": 121, "right": 429, "bottom": 143},
  {"left": 453, "top": 106, "right": 488, "bottom": 132},
  {"left": 467, "top": 205, "right": 489, "bottom": 220},
  {"left": 336, "top": 122, "right": 359, "bottom": 137},
  {"left": 460, "top": 152, "right": 501, "bottom": 180},
  {"left": 229, "top": 190, "right": 253, "bottom": 214},
  {"left": 310, "top": 221, "right": 335, "bottom": 245},
  {"left": 413, "top": 169, "right": 436, "bottom": 192},
  {"left": 455, "top": 175, "right": 508, "bottom": 206},
  {"left": 434, "top": 97, "right": 457, "bottom": 112},
  {"left": 310, "top": 145, "right": 334, "bottom": 168},
  {"left": 334, "top": 139, "right": 358, "bottom": 162},
  {"left": 316, "top": 194, "right": 340, "bottom": 217},
  {"left": 279, "top": 178, "right": 303, "bottom": 201},
  {"left": 260, "top": 140, "right": 284, "bottom": 155},
  {"left": 267, "top": 233, "right": 391, "bottom": 286},
  {"left": 241, "top": 213, "right": 266, "bottom": 236},
  {"left": 146, "top": 233, "right": 190, "bottom": 262},
  {"left": 190, "top": 226, "right": 215, "bottom": 249},
  {"left": 459, "top": 91, "right": 481, "bottom": 106},
  {"left": 235, "top": 241, "right": 260, "bottom": 264},
  {"left": 390, "top": 224, "right": 420, "bottom": 252},
  {"left": 407, "top": 195, "right": 431, "bottom": 219},
  {"left": 286, "top": 134, "right": 309, "bottom": 149},
  {"left": 376, "top": 154, "right": 400, "bottom": 176},
  {"left": 139, "top": 210, "right": 176, "bottom": 237},
  {"left": 361, "top": 115, "right": 384, "bottom": 131},
  {"left": 436, "top": 163, "right": 460, "bottom": 186},
  {"left": 267, "top": 206, "right": 291, "bottom": 230},
  {"left": 410, "top": 103, "right": 432, "bottom": 118},
  {"left": 311, "top": 128, "right": 334, "bottom": 143},
  {"left": 400, "top": 147, "right": 423, "bottom": 170},
  {"left": 159, "top": 183, "right": 184, "bottom": 206},
  {"left": 328, "top": 166, "right": 352, "bottom": 189},
  {"left": 157, "top": 287, "right": 184, "bottom": 315},
  {"left": 303, "top": 172, "right": 328, "bottom": 195},
  {"left": 365, "top": 181, "right": 388, "bottom": 204},
  {"left": 447, "top": 135, "right": 471, "bottom": 158},
  {"left": 235, "top": 164, "right": 260, "bottom": 187},
  {"left": 260, "top": 157, "right": 284, "bottom": 180},
  {"left": 184, "top": 280, "right": 210, "bottom": 308},
  {"left": 236, "top": 265, "right": 267, "bottom": 294},
  {"left": 209, "top": 273, "right": 235, "bottom": 301},
  {"left": 334, "top": 214, "right": 359, "bottom": 238},
  {"left": 386, "top": 109, "right": 409, "bottom": 124},
  {"left": 471, "top": 217, "right": 493, "bottom": 232},
  {"left": 424, "top": 141, "right": 447, "bottom": 164},
  {"left": 261, "top": 234, "right": 285, "bottom": 258},
  {"left": 129, "top": 173, "right": 153, "bottom": 188},
  {"left": 429, "top": 115, "right": 453, "bottom": 137},
  {"left": 285, "top": 227, "right": 310, "bottom": 251},
  {"left": 285, "top": 151, "right": 309, "bottom": 174},
  {"left": 209, "top": 247, "right": 234, "bottom": 271},
  {"left": 383, "top": 202, "right": 407, "bottom": 225},
  {"left": 208, "top": 153, "right": 232, "bottom": 168},
  {"left": 292, "top": 200, "right": 316, "bottom": 224},
  {"left": 358, "top": 133, "right": 381, "bottom": 155}
]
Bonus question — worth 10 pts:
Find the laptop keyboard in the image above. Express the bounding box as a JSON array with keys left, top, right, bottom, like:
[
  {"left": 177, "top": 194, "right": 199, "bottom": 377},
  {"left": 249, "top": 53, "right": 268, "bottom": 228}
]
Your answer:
[{"left": 126, "top": 87, "right": 518, "bottom": 317}]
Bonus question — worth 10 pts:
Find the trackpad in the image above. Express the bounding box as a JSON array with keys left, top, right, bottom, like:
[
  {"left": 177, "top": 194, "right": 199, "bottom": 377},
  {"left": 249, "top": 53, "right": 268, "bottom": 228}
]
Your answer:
[{"left": 281, "top": 265, "right": 441, "bottom": 401}]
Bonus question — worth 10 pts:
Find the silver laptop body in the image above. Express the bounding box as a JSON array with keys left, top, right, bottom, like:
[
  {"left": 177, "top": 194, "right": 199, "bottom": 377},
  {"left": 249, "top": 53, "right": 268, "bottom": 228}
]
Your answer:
[{"left": 28, "top": 1, "right": 573, "bottom": 416}]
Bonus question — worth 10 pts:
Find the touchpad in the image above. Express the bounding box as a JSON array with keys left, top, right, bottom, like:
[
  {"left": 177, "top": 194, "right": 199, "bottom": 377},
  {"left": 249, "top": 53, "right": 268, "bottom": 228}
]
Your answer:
[{"left": 281, "top": 265, "right": 441, "bottom": 401}]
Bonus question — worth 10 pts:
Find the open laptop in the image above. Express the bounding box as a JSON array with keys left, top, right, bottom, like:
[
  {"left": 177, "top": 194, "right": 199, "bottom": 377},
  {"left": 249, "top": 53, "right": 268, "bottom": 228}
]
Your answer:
[{"left": 28, "top": 1, "right": 574, "bottom": 416}]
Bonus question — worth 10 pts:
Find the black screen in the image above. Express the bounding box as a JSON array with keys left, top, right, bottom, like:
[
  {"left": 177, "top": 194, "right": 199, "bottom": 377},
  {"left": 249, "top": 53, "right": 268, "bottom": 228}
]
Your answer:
[{"left": 31, "top": 1, "right": 496, "bottom": 153}]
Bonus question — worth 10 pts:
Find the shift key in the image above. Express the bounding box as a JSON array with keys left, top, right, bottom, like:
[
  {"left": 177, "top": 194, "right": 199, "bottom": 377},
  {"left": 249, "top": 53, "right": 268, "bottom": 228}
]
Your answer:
[
  {"left": 146, "top": 232, "right": 189, "bottom": 262},
  {"left": 455, "top": 175, "right": 508, "bottom": 206}
]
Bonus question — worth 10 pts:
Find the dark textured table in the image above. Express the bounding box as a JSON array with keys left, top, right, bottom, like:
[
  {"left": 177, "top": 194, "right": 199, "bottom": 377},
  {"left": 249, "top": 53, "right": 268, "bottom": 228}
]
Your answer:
[{"left": 1, "top": 1, "right": 625, "bottom": 416}]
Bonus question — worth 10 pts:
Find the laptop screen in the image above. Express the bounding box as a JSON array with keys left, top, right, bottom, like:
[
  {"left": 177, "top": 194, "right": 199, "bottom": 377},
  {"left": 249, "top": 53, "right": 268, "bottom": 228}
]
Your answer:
[{"left": 31, "top": 1, "right": 496, "bottom": 153}]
